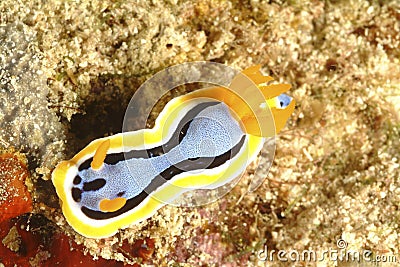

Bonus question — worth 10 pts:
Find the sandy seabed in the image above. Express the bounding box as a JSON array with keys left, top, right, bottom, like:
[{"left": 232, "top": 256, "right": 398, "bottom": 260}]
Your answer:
[{"left": 1, "top": 0, "right": 399, "bottom": 266}]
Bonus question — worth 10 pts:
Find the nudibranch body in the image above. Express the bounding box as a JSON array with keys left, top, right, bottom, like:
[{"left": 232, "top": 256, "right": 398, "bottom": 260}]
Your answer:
[{"left": 52, "top": 65, "right": 295, "bottom": 238}]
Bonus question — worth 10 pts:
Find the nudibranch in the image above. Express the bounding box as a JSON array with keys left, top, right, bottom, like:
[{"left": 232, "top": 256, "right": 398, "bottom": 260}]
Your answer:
[{"left": 52, "top": 65, "right": 295, "bottom": 238}]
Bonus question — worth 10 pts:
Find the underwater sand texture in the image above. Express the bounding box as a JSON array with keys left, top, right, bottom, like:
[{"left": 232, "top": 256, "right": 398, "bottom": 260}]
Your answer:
[{"left": 1, "top": 0, "right": 399, "bottom": 266}]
